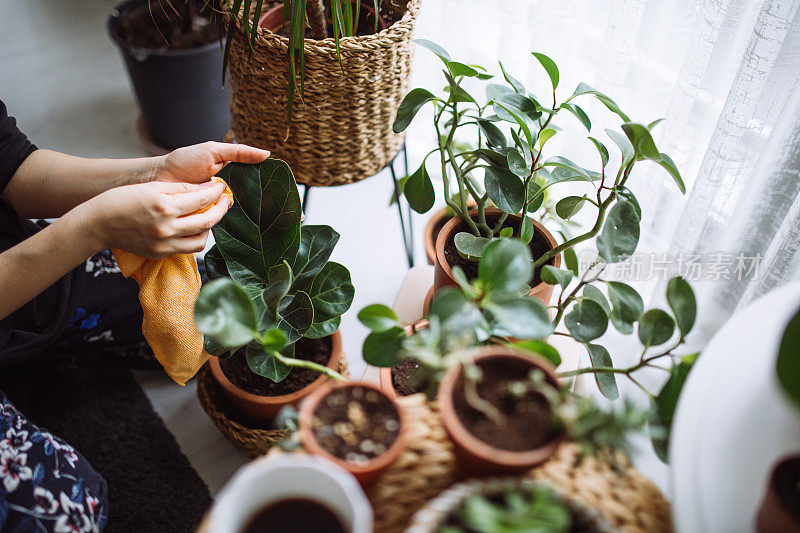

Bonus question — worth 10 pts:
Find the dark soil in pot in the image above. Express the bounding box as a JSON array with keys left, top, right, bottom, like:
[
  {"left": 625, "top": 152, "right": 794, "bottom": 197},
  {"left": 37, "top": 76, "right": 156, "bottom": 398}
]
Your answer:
[
  {"left": 391, "top": 358, "right": 423, "bottom": 396},
  {"left": 242, "top": 498, "right": 345, "bottom": 533},
  {"left": 310, "top": 385, "right": 401, "bottom": 464},
  {"left": 452, "top": 357, "right": 558, "bottom": 451},
  {"left": 443, "top": 212, "right": 555, "bottom": 287},
  {"left": 113, "top": 0, "right": 220, "bottom": 49},
  {"left": 775, "top": 457, "right": 800, "bottom": 520},
  {"left": 219, "top": 336, "right": 332, "bottom": 397}
]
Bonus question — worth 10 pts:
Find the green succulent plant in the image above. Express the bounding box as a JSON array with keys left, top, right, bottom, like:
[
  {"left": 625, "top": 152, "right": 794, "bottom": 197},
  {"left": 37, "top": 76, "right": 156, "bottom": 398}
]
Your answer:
[{"left": 194, "top": 159, "right": 354, "bottom": 382}]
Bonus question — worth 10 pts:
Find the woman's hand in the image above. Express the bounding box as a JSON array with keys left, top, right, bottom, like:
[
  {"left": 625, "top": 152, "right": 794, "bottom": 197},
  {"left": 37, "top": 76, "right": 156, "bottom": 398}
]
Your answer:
[
  {"left": 82, "top": 180, "right": 231, "bottom": 259},
  {"left": 155, "top": 141, "right": 270, "bottom": 185}
]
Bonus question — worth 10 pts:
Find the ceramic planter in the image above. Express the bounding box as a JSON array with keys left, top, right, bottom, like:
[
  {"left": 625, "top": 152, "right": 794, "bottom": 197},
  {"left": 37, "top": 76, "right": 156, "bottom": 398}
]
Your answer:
[
  {"left": 437, "top": 346, "right": 563, "bottom": 475},
  {"left": 432, "top": 208, "right": 561, "bottom": 306},
  {"left": 378, "top": 320, "right": 428, "bottom": 401},
  {"left": 407, "top": 477, "right": 615, "bottom": 533},
  {"left": 756, "top": 454, "right": 800, "bottom": 533},
  {"left": 107, "top": 0, "right": 231, "bottom": 151},
  {"left": 209, "top": 330, "right": 343, "bottom": 424},
  {"left": 207, "top": 454, "right": 372, "bottom": 533},
  {"left": 299, "top": 381, "right": 408, "bottom": 485}
]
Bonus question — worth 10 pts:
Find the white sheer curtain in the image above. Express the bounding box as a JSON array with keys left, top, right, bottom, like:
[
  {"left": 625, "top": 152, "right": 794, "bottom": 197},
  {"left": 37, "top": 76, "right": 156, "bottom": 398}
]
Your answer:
[{"left": 409, "top": 0, "right": 800, "bottom": 345}]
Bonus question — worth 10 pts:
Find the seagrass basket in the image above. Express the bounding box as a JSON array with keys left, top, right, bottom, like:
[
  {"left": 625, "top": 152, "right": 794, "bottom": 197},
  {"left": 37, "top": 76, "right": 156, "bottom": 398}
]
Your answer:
[{"left": 223, "top": 0, "right": 421, "bottom": 186}]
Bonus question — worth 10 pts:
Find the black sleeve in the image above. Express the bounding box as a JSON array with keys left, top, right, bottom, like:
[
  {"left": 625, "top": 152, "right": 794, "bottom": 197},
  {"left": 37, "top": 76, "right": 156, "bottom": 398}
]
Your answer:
[{"left": 0, "top": 99, "right": 37, "bottom": 195}]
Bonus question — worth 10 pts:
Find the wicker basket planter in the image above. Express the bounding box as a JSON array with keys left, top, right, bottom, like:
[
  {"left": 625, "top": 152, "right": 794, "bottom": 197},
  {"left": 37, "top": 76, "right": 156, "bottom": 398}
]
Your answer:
[{"left": 223, "top": 0, "right": 421, "bottom": 186}]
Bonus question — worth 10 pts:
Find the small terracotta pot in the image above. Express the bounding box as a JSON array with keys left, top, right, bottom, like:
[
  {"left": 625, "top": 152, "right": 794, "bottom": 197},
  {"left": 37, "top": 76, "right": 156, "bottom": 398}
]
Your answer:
[
  {"left": 299, "top": 381, "right": 408, "bottom": 485},
  {"left": 433, "top": 209, "right": 561, "bottom": 306},
  {"left": 259, "top": 2, "right": 388, "bottom": 33},
  {"left": 209, "top": 330, "right": 343, "bottom": 425},
  {"left": 437, "top": 346, "right": 563, "bottom": 476},
  {"left": 378, "top": 320, "right": 428, "bottom": 401},
  {"left": 756, "top": 454, "right": 800, "bottom": 533},
  {"left": 424, "top": 202, "right": 477, "bottom": 265}
]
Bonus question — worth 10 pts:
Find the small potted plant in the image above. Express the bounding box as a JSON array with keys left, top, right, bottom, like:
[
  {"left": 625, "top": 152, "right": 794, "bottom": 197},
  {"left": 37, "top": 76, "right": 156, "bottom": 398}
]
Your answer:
[
  {"left": 108, "top": 0, "right": 231, "bottom": 151},
  {"left": 207, "top": 454, "right": 373, "bottom": 533},
  {"left": 298, "top": 381, "right": 408, "bottom": 484},
  {"left": 194, "top": 158, "right": 354, "bottom": 423},
  {"left": 393, "top": 42, "right": 686, "bottom": 304},
  {"left": 407, "top": 478, "right": 615, "bottom": 533},
  {"left": 360, "top": 236, "right": 698, "bottom": 462},
  {"left": 220, "top": 0, "right": 421, "bottom": 186}
]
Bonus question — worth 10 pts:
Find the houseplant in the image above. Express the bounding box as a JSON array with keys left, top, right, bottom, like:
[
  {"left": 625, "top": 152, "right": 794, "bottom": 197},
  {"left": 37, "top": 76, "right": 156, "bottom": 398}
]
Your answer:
[
  {"left": 407, "top": 478, "right": 614, "bottom": 533},
  {"left": 221, "top": 0, "right": 421, "bottom": 186},
  {"left": 194, "top": 158, "right": 354, "bottom": 423},
  {"left": 108, "top": 0, "right": 231, "bottom": 151},
  {"left": 298, "top": 381, "right": 408, "bottom": 484},
  {"left": 393, "top": 41, "right": 685, "bottom": 301},
  {"left": 360, "top": 237, "right": 696, "bottom": 462}
]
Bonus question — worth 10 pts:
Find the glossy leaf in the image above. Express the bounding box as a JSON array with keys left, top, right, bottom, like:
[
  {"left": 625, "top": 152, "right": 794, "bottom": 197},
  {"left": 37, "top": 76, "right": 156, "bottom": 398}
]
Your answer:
[
  {"left": 509, "top": 340, "right": 561, "bottom": 366},
  {"left": 414, "top": 39, "right": 450, "bottom": 63},
  {"left": 666, "top": 276, "right": 696, "bottom": 338},
  {"left": 486, "top": 297, "right": 553, "bottom": 339},
  {"left": 215, "top": 159, "right": 302, "bottom": 282},
  {"left": 555, "top": 195, "right": 587, "bottom": 220},
  {"left": 404, "top": 161, "right": 435, "bottom": 214},
  {"left": 561, "top": 103, "right": 591, "bottom": 131},
  {"left": 658, "top": 153, "right": 686, "bottom": 194},
  {"left": 292, "top": 225, "right": 340, "bottom": 285},
  {"left": 499, "top": 61, "right": 524, "bottom": 93},
  {"left": 588, "top": 137, "right": 609, "bottom": 167},
  {"left": 306, "top": 316, "right": 341, "bottom": 339},
  {"left": 520, "top": 216, "right": 534, "bottom": 245},
  {"left": 637, "top": 309, "right": 675, "bottom": 347},
  {"left": 621, "top": 123, "right": 661, "bottom": 161},
  {"left": 393, "top": 88, "right": 436, "bottom": 133},
  {"left": 586, "top": 344, "right": 619, "bottom": 400},
  {"left": 485, "top": 166, "right": 525, "bottom": 214},
  {"left": 582, "top": 285, "right": 611, "bottom": 315},
  {"left": 486, "top": 83, "right": 513, "bottom": 101},
  {"left": 532, "top": 52, "right": 559, "bottom": 90},
  {"left": 564, "top": 246, "right": 579, "bottom": 276},
  {"left": 246, "top": 342, "right": 290, "bottom": 382},
  {"left": 605, "top": 128, "right": 635, "bottom": 167},
  {"left": 652, "top": 356, "right": 695, "bottom": 460},
  {"left": 565, "top": 299, "right": 608, "bottom": 343},
  {"left": 262, "top": 261, "right": 293, "bottom": 309},
  {"left": 613, "top": 186, "right": 641, "bottom": 219},
  {"left": 454, "top": 232, "right": 490, "bottom": 261},
  {"left": 204, "top": 245, "right": 229, "bottom": 281},
  {"left": 362, "top": 327, "right": 405, "bottom": 367},
  {"left": 444, "top": 71, "right": 476, "bottom": 104},
  {"left": 597, "top": 200, "right": 640, "bottom": 263},
  {"left": 358, "top": 304, "right": 400, "bottom": 332},
  {"left": 448, "top": 61, "right": 479, "bottom": 78},
  {"left": 194, "top": 278, "right": 258, "bottom": 347},
  {"left": 541, "top": 265, "right": 573, "bottom": 289},
  {"left": 305, "top": 262, "right": 354, "bottom": 323},
  {"left": 539, "top": 128, "right": 557, "bottom": 148},
  {"left": 478, "top": 238, "right": 533, "bottom": 295},
  {"left": 507, "top": 150, "right": 529, "bottom": 177},
  {"left": 276, "top": 291, "right": 314, "bottom": 342},
  {"left": 607, "top": 281, "right": 644, "bottom": 326},
  {"left": 477, "top": 119, "right": 507, "bottom": 149}
]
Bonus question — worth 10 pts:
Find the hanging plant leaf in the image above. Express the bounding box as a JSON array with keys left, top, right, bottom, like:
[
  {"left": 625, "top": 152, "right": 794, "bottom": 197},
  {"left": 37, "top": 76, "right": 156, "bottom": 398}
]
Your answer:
[
  {"left": 555, "top": 195, "right": 587, "bottom": 220},
  {"left": 621, "top": 122, "right": 662, "bottom": 161},
  {"left": 541, "top": 265, "right": 573, "bottom": 289},
  {"left": 637, "top": 309, "right": 675, "bottom": 347},
  {"left": 477, "top": 119, "right": 507, "bottom": 148},
  {"left": 585, "top": 344, "right": 619, "bottom": 400},
  {"left": 565, "top": 299, "right": 608, "bottom": 343},
  {"left": 486, "top": 297, "right": 553, "bottom": 339},
  {"left": 393, "top": 88, "right": 437, "bottom": 133},
  {"left": 582, "top": 285, "right": 611, "bottom": 315},
  {"left": 666, "top": 276, "right": 696, "bottom": 338},
  {"left": 597, "top": 200, "right": 640, "bottom": 263},
  {"left": 404, "top": 162, "right": 435, "bottom": 214}
]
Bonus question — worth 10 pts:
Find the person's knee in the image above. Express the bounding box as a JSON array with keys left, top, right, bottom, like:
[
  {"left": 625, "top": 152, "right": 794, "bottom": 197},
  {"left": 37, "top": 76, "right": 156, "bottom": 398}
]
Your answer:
[{"left": 0, "top": 395, "right": 108, "bottom": 532}]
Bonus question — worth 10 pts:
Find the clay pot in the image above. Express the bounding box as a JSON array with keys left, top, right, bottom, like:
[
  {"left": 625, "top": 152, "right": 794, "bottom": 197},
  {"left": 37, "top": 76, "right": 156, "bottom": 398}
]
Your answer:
[
  {"left": 209, "top": 330, "right": 343, "bottom": 425},
  {"left": 259, "top": 2, "right": 388, "bottom": 32},
  {"left": 437, "top": 346, "right": 563, "bottom": 476},
  {"left": 756, "top": 454, "right": 800, "bottom": 533},
  {"left": 299, "top": 381, "right": 408, "bottom": 485},
  {"left": 424, "top": 202, "right": 477, "bottom": 265},
  {"left": 433, "top": 208, "right": 561, "bottom": 306},
  {"left": 378, "top": 320, "right": 428, "bottom": 401}
]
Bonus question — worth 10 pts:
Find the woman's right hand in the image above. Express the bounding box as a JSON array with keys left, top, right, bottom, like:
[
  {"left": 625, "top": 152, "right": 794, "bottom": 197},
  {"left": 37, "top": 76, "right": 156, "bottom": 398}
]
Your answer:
[{"left": 81, "top": 180, "right": 230, "bottom": 259}]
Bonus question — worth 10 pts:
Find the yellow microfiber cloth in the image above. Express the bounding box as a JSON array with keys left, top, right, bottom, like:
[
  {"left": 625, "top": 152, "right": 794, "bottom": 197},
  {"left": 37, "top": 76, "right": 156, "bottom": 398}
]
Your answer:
[{"left": 112, "top": 177, "right": 233, "bottom": 386}]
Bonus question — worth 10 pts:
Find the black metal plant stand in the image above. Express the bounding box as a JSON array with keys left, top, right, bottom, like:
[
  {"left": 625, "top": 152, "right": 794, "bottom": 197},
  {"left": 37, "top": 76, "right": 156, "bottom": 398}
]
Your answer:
[{"left": 299, "top": 143, "right": 415, "bottom": 268}]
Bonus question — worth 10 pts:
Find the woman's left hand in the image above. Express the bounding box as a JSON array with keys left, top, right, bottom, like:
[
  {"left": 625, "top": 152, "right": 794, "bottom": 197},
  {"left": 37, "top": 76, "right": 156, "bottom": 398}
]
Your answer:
[{"left": 155, "top": 141, "right": 270, "bottom": 185}]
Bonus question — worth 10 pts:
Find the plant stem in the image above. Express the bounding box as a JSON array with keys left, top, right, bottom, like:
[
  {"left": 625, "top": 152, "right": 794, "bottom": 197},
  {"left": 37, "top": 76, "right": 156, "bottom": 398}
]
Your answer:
[
  {"left": 463, "top": 364, "right": 506, "bottom": 426},
  {"left": 274, "top": 351, "right": 346, "bottom": 381}
]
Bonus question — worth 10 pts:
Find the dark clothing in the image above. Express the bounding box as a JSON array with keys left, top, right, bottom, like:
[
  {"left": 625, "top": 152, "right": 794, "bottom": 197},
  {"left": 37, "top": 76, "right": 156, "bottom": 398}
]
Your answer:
[{"left": 0, "top": 101, "right": 36, "bottom": 195}]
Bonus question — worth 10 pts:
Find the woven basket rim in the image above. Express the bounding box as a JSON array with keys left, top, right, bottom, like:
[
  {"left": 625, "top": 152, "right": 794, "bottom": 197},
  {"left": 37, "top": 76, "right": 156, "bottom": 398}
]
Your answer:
[{"left": 223, "top": 0, "right": 421, "bottom": 52}]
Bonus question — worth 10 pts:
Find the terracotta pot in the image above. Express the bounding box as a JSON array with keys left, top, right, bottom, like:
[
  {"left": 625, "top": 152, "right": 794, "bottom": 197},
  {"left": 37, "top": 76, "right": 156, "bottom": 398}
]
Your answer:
[
  {"left": 209, "top": 330, "right": 343, "bottom": 425},
  {"left": 437, "top": 346, "right": 563, "bottom": 476},
  {"left": 424, "top": 202, "right": 477, "bottom": 265},
  {"left": 756, "top": 454, "right": 800, "bottom": 533},
  {"left": 378, "top": 320, "right": 428, "bottom": 401},
  {"left": 299, "top": 381, "right": 408, "bottom": 485},
  {"left": 258, "top": 2, "right": 388, "bottom": 32},
  {"left": 433, "top": 209, "right": 561, "bottom": 306}
]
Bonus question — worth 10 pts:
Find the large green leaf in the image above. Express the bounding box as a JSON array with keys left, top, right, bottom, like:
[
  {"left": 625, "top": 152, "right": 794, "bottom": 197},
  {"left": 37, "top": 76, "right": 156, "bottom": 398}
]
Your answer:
[
  {"left": 203, "top": 245, "right": 229, "bottom": 281},
  {"left": 215, "top": 159, "right": 302, "bottom": 282},
  {"left": 585, "top": 343, "right": 619, "bottom": 400},
  {"left": 276, "top": 291, "right": 314, "bottom": 343},
  {"left": 306, "top": 316, "right": 341, "bottom": 339},
  {"left": 605, "top": 128, "right": 635, "bottom": 167},
  {"left": 666, "top": 276, "right": 696, "bottom": 338},
  {"left": 485, "top": 166, "right": 525, "bottom": 214},
  {"left": 478, "top": 238, "right": 533, "bottom": 296},
  {"left": 486, "top": 297, "right": 553, "bottom": 339},
  {"left": 262, "top": 261, "right": 293, "bottom": 309},
  {"left": 477, "top": 119, "right": 507, "bottom": 149},
  {"left": 194, "top": 278, "right": 258, "bottom": 347},
  {"left": 638, "top": 309, "right": 675, "bottom": 347},
  {"left": 777, "top": 308, "right": 800, "bottom": 410},
  {"left": 454, "top": 232, "right": 490, "bottom": 261},
  {"left": 405, "top": 162, "right": 435, "bottom": 214},
  {"left": 358, "top": 304, "right": 401, "bottom": 333},
  {"left": 532, "top": 52, "right": 559, "bottom": 90},
  {"left": 607, "top": 281, "right": 644, "bottom": 327},
  {"left": 305, "top": 262, "right": 354, "bottom": 323},
  {"left": 597, "top": 200, "right": 640, "bottom": 263},
  {"left": 621, "top": 123, "right": 661, "bottom": 161},
  {"left": 292, "top": 225, "right": 340, "bottom": 285},
  {"left": 582, "top": 284, "right": 611, "bottom": 315},
  {"left": 565, "top": 299, "right": 608, "bottom": 342},
  {"left": 246, "top": 342, "right": 290, "bottom": 382},
  {"left": 393, "top": 88, "right": 437, "bottom": 133},
  {"left": 362, "top": 327, "right": 405, "bottom": 367}
]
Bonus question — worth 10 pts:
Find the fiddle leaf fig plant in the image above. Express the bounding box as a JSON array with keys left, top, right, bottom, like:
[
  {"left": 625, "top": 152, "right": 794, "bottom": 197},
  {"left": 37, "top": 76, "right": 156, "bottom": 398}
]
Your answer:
[
  {"left": 195, "top": 159, "right": 354, "bottom": 381},
  {"left": 394, "top": 41, "right": 685, "bottom": 268}
]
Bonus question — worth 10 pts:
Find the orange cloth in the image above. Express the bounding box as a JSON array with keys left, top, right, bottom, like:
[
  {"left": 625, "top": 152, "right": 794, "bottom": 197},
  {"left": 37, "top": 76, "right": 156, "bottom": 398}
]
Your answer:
[{"left": 112, "top": 177, "right": 233, "bottom": 386}]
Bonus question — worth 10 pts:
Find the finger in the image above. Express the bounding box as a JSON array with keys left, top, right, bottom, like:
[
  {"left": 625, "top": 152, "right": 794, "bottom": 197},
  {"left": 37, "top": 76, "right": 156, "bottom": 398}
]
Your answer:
[
  {"left": 172, "top": 196, "right": 231, "bottom": 236},
  {"left": 206, "top": 142, "right": 270, "bottom": 164},
  {"left": 169, "top": 232, "right": 210, "bottom": 254},
  {"left": 166, "top": 182, "right": 226, "bottom": 215},
  {"left": 149, "top": 180, "right": 217, "bottom": 194}
]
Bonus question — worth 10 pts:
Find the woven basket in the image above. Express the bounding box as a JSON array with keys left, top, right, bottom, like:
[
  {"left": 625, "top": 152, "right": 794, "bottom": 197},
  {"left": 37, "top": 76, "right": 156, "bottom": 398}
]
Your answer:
[
  {"left": 223, "top": 0, "right": 420, "bottom": 187},
  {"left": 196, "top": 359, "right": 349, "bottom": 458}
]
